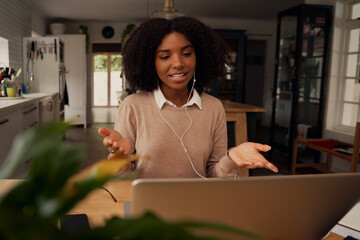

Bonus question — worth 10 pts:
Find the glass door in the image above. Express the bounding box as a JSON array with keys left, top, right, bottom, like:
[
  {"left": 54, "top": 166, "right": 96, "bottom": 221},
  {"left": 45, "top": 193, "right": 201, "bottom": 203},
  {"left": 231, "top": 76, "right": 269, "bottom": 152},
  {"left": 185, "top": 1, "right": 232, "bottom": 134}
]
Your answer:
[
  {"left": 297, "top": 14, "right": 328, "bottom": 137},
  {"left": 270, "top": 5, "right": 333, "bottom": 169},
  {"left": 272, "top": 16, "right": 298, "bottom": 149},
  {"left": 218, "top": 38, "right": 238, "bottom": 101},
  {"left": 93, "top": 54, "right": 123, "bottom": 107}
]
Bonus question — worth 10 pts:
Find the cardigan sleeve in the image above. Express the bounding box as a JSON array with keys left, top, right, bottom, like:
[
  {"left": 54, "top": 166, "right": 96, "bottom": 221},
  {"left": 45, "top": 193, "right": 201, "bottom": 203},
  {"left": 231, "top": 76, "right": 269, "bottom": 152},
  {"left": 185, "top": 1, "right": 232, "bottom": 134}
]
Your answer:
[
  {"left": 205, "top": 104, "right": 240, "bottom": 178},
  {"left": 113, "top": 99, "right": 137, "bottom": 155}
]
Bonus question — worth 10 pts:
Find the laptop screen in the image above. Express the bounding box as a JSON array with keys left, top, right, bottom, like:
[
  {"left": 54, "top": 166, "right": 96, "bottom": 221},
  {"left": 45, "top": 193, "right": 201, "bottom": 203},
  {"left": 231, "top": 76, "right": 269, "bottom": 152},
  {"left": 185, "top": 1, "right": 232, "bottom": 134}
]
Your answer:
[{"left": 130, "top": 173, "right": 360, "bottom": 239}]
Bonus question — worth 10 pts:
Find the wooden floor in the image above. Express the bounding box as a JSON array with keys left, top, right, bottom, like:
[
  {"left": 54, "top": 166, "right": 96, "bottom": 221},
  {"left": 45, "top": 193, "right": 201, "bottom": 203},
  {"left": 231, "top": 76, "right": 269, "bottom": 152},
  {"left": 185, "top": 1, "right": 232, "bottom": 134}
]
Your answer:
[
  {"left": 65, "top": 108, "right": 299, "bottom": 176},
  {"left": 65, "top": 122, "right": 114, "bottom": 171}
]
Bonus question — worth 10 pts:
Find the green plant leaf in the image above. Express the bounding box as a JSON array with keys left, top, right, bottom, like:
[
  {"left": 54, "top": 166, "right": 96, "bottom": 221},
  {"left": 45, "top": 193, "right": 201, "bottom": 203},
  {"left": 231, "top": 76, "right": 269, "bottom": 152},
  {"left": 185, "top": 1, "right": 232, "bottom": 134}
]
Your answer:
[{"left": 0, "top": 122, "right": 260, "bottom": 240}]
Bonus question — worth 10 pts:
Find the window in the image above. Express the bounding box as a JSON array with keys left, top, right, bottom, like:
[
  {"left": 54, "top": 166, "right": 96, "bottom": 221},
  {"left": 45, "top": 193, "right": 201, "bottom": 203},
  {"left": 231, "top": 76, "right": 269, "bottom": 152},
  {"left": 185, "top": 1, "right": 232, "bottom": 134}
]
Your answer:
[
  {"left": 0, "top": 37, "right": 9, "bottom": 67},
  {"left": 339, "top": 1, "right": 360, "bottom": 130}
]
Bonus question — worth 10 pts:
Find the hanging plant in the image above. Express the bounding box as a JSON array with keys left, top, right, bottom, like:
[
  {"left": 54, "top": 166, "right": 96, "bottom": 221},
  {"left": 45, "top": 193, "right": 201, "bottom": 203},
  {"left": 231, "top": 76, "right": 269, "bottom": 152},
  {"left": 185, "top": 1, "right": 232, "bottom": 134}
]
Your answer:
[
  {"left": 79, "top": 25, "right": 90, "bottom": 53},
  {"left": 121, "top": 23, "right": 135, "bottom": 45}
]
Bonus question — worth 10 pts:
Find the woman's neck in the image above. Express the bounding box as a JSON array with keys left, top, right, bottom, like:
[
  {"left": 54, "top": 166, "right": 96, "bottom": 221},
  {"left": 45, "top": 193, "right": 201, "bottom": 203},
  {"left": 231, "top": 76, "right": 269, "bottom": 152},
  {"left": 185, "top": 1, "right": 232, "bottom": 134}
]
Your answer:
[{"left": 161, "top": 86, "right": 189, "bottom": 107}]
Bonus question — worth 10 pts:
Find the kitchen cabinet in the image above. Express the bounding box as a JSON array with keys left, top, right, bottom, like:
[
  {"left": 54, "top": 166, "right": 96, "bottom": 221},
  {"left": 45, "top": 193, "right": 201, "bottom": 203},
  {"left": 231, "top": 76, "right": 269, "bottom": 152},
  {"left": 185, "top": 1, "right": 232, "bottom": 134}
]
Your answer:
[
  {"left": 0, "top": 93, "right": 59, "bottom": 170},
  {"left": 210, "top": 30, "right": 246, "bottom": 103},
  {"left": 59, "top": 34, "right": 87, "bottom": 128},
  {"left": 270, "top": 4, "right": 333, "bottom": 168},
  {"left": 39, "top": 96, "right": 56, "bottom": 123},
  {"left": 20, "top": 103, "right": 39, "bottom": 131},
  {"left": 0, "top": 110, "right": 19, "bottom": 165}
]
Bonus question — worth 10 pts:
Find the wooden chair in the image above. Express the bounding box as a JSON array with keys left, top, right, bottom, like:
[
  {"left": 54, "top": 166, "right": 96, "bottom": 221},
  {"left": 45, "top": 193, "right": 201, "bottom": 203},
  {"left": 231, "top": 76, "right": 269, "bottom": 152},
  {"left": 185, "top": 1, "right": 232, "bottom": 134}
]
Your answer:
[{"left": 291, "top": 122, "right": 360, "bottom": 174}]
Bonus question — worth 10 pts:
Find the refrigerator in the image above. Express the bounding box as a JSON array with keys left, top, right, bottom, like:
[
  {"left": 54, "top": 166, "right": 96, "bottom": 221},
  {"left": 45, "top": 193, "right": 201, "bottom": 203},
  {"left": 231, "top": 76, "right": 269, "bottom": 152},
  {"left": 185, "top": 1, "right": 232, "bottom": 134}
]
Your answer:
[{"left": 23, "top": 36, "right": 66, "bottom": 118}]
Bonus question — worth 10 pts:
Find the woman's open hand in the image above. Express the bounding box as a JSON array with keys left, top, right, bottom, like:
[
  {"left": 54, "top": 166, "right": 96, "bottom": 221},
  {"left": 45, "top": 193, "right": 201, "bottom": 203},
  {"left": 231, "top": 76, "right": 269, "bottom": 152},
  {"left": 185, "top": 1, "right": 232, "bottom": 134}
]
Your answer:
[
  {"left": 228, "top": 142, "right": 278, "bottom": 173},
  {"left": 98, "top": 128, "right": 131, "bottom": 155}
]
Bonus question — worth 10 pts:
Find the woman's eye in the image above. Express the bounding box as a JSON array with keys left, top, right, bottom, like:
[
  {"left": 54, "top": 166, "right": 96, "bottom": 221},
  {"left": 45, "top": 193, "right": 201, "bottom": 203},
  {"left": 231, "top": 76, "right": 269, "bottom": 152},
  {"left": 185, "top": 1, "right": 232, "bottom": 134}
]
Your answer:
[
  {"left": 159, "top": 56, "right": 170, "bottom": 60},
  {"left": 183, "top": 52, "right": 192, "bottom": 57}
]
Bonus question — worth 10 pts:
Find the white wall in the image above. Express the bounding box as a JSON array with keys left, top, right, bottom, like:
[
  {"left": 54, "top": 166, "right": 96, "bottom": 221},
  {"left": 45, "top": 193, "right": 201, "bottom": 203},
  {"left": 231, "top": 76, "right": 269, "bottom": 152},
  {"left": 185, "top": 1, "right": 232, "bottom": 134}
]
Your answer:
[
  {"left": 31, "top": 7, "right": 47, "bottom": 36},
  {"left": 58, "top": 21, "right": 136, "bottom": 42}
]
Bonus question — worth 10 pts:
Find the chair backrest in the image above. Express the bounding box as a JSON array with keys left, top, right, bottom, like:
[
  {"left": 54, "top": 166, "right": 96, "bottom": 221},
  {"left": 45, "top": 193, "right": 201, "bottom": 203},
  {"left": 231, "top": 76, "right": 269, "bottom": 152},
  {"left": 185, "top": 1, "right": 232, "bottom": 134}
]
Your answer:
[{"left": 351, "top": 122, "right": 360, "bottom": 172}]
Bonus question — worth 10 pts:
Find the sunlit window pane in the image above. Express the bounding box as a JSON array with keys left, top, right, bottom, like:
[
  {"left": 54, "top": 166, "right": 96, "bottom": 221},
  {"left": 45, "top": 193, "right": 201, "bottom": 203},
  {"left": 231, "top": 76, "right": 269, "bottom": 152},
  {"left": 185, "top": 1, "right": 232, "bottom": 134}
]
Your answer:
[
  {"left": 94, "top": 55, "right": 108, "bottom": 106},
  {"left": 94, "top": 72, "right": 108, "bottom": 106},
  {"left": 351, "top": 3, "right": 360, "bottom": 20},
  {"left": 346, "top": 54, "right": 358, "bottom": 77},
  {"left": 341, "top": 2, "right": 360, "bottom": 129},
  {"left": 0, "top": 37, "right": 9, "bottom": 67},
  {"left": 110, "top": 55, "right": 123, "bottom": 106},
  {"left": 342, "top": 103, "right": 359, "bottom": 126},
  {"left": 344, "top": 79, "right": 360, "bottom": 102},
  {"left": 349, "top": 29, "right": 360, "bottom": 52}
]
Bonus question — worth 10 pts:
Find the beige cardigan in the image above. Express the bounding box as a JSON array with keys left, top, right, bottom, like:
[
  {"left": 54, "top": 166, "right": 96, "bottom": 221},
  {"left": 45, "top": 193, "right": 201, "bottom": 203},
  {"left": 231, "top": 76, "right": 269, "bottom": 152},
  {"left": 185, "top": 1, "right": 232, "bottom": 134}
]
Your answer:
[{"left": 113, "top": 91, "right": 240, "bottom": 178}]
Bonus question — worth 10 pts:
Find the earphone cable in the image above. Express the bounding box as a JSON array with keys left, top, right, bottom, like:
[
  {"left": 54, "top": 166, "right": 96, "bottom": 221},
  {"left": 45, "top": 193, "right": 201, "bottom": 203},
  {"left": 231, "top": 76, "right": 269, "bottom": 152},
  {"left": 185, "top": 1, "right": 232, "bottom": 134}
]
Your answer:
[{"left": 157, "top": 76, "right": 207, "bottom": 179}]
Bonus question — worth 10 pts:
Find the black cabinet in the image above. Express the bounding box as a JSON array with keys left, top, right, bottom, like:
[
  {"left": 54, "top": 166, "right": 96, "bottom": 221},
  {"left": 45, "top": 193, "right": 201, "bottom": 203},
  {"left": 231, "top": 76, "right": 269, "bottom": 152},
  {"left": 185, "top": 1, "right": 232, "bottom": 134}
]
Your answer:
[
  {"left": 210, "top": 30, "right": 246, "bottom": 103},
  {"left": 270, "top": 4, "right": 333, "bottom": 168}
]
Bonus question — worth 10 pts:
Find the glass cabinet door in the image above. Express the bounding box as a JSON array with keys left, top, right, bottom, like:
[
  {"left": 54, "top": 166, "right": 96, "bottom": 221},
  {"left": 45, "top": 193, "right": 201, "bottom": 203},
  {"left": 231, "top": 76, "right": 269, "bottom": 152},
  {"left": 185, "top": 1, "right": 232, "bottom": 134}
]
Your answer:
[
  {"left": 272, "top": 16, "right": 297, "bottom": 149},
  {"left": 297, "top": 13, "right": 328, "bottom": 137},
  {"left": 218, "top": 38, "right": 238, "bottom": 101},
  {"left": 209, "top": 30, "right": 246, "bottom": 103},
  {"left": 270, "top": 4, "right": 332, "bottom": 168}
]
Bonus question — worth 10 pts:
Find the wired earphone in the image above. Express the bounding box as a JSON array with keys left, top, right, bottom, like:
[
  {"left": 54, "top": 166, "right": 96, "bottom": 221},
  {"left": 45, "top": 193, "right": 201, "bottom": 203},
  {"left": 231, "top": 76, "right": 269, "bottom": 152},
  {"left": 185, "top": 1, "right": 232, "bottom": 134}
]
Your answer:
[{"left": 157, "top": 73, "right": 208, "bottom": 179}]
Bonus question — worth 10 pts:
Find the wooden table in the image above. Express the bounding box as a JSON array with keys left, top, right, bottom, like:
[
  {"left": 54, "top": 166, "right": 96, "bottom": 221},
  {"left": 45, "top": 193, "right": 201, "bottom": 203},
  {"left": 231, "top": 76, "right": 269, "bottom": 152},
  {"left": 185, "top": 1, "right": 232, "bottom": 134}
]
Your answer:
[
  {"left": 0, "top": 179, "right": 133, "bottom": 227},
  {"left": 221, "top": 100, "right": 267, "bottom": 176},
  {"left": 68, "top": 180, "right": 133, "bottom": 226},
  {"left": 0, "top": 179, "right": 358, "bottom": 239}
]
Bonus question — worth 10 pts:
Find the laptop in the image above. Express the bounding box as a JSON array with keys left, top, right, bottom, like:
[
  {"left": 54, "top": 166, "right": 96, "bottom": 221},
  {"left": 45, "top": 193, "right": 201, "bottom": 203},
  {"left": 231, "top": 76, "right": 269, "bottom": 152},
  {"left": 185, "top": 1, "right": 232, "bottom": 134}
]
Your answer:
[{"left": 130, "top": 173, "right": 360, "bottom": 240}]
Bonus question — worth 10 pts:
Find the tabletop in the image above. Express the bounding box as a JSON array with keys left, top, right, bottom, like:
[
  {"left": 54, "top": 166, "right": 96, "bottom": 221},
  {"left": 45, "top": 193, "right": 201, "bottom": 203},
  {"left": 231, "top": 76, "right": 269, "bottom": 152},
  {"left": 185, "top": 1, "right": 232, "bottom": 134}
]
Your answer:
[
  {"left": 1, "top": 178, "right": 358, "bottom": 239},
  {"left": 221, "top": 100, "right": 267, "bottom": 113}
]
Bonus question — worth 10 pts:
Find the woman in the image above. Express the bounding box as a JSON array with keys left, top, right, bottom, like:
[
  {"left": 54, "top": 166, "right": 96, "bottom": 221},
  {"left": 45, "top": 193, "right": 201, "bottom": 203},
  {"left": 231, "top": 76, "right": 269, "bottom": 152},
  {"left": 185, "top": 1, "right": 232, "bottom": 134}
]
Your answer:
[{"left": 99, "top": 16, "right": 278, "bottom": 178}]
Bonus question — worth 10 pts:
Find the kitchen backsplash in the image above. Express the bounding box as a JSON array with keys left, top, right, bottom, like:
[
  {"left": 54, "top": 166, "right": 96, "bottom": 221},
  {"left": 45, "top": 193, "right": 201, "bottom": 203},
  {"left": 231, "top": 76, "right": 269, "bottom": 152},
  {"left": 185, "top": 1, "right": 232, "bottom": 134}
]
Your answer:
[{"left": 0, "top": 0, "right": 31, "bottom": 82}]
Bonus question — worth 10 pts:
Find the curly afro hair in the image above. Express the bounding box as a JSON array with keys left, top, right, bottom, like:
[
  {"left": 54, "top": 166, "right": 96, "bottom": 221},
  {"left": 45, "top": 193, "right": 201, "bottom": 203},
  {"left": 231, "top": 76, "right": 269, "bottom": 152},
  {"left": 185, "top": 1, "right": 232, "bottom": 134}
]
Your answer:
[{"left": 121, "top": 16, "right": 230, "bottom": 93}]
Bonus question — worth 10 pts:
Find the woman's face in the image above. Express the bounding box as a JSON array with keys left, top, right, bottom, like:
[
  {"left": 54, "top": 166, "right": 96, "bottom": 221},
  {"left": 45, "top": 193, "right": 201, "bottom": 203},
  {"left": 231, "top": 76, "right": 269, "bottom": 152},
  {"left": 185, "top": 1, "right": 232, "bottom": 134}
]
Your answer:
[{"left": 155, "top": 32, "right": 196, "bottom": 96}]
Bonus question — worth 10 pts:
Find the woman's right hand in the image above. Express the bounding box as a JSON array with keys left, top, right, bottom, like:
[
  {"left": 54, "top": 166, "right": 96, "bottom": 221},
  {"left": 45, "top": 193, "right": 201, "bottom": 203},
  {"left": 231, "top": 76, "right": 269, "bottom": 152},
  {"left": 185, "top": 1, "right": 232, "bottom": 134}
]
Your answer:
[{"left": 98, "top": 128, "right": 131, "bottom": 155}]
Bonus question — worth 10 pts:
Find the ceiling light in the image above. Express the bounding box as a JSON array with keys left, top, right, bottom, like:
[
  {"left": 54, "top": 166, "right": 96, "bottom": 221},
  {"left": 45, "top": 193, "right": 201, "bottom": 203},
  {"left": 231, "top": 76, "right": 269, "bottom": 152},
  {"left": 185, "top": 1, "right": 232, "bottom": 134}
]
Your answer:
[{"left": 151, "top": 0, "right": 184, "bottom": 20}]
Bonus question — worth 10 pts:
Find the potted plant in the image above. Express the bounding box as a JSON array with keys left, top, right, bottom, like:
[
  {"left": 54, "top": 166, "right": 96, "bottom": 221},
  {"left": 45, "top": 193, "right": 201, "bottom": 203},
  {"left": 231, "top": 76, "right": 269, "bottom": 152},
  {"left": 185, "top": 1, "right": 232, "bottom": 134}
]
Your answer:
[
  {"left": 0, "top": 122, "right": 259, "bottom": 239},
  {"left": 1, "top": 68, "right": 22, "bottom": 97}
]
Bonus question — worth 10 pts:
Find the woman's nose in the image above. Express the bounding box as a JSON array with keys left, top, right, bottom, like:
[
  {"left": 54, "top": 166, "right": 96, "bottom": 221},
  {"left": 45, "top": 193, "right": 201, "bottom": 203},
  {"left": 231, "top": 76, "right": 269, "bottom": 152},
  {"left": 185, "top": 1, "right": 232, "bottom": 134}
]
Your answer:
[{"left": 172, "top": 54, "right": 184, "bottom": 68}]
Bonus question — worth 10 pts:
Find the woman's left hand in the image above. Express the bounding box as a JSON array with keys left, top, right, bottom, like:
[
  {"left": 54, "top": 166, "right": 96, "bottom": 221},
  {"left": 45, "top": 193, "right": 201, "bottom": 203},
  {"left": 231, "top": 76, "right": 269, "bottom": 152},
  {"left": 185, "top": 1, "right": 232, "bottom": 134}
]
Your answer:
[{"left": 228, "top": 142, "right": 278, "bottom": 173}]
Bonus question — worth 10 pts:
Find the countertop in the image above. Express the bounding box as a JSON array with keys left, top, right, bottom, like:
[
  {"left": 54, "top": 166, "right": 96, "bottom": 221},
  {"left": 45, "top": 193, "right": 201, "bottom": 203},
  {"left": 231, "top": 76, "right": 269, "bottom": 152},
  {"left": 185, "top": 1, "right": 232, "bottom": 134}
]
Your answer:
[{"left": 0, "top": 93, "right": 57, "bottom": 112}]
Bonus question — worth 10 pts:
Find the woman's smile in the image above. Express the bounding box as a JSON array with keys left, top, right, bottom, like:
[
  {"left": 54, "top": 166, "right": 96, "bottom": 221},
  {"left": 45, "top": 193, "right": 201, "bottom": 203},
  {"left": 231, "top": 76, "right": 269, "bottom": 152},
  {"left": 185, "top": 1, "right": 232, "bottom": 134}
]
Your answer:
[{"left": 169, "top": 72, "right": 187, "bottom": 82}]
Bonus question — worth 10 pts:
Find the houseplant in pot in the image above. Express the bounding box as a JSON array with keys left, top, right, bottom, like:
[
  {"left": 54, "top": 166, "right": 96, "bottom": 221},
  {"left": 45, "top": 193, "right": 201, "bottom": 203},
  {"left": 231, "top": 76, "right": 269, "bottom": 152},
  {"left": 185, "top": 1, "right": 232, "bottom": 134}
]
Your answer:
[
  {"left": 1, "top": 68, "right": 21, "bottom": 97},
  {"left": 0, "top": 122, "right": 259, "bottom": 239}
]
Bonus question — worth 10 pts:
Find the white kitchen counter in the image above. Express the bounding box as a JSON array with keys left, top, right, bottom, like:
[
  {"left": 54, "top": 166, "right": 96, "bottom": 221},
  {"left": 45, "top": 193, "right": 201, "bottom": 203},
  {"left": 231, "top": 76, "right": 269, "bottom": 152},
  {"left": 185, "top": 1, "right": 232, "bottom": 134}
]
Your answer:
[
  {"left": 0, "top": 92, "right": 60, "bottom": 166},
  {"left": 0, "top": 93, "right": 57, "bottom": 112}
]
